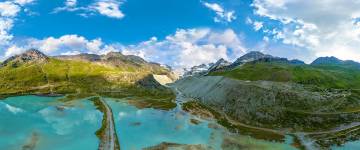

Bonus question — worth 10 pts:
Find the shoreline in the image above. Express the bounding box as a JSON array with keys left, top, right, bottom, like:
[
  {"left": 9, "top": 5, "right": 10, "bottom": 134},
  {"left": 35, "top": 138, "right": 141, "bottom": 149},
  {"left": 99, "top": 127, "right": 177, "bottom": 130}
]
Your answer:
[
  {"left": 0, "top": 93, "right": 65, "bottom": 101},
  {"left": 90, "top": 97, "right": 121, "bottom": 150}
]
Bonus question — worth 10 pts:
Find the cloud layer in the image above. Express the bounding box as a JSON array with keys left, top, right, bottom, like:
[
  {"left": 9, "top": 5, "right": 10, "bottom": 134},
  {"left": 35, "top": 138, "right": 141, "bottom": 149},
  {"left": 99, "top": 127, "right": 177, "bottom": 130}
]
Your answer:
[{"left": 253, "top": 0, "right": 360, "bottom": 61}]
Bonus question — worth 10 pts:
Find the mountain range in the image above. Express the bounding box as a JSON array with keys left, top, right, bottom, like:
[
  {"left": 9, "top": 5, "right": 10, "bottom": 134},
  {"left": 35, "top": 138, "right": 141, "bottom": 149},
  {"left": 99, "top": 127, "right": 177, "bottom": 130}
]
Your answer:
[{"left": 0, "top": 49, "right": 175, "bottom": 100}]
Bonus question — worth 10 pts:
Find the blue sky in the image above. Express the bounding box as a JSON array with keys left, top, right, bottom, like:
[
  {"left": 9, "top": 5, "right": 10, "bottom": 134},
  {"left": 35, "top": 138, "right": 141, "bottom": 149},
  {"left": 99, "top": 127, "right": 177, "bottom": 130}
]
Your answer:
[{"left": 1, "top": 0, "right": 360, "bottom": 71}]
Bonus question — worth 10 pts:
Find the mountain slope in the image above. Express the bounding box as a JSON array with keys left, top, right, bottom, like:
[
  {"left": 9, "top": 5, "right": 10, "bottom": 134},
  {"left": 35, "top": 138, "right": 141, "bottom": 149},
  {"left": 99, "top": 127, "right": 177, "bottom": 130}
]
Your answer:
[
  {"left": 55, "top": 52, "right": 171, "bottom": 74},
  {"left": 0, "top": 50, "right": 175, "bottom": 100},
  {"left": 175, "top": 51, "right": 360, "bottom": 147},
  {"left": 210, "top": 57, "right": 360, "bottom": 89},
  {"left": 0, "top": 49, "right": 48, "bottom": 67}
]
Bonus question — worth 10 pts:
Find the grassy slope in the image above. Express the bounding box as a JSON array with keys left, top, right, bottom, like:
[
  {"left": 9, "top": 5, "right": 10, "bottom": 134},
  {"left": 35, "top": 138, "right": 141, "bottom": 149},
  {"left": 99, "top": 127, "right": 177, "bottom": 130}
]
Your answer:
[
  {"left": 0, "top": 58, "right": 174, "bottom": 100},
  {"left": 210, "top": 62, "right": 360, "bottom": 89}
]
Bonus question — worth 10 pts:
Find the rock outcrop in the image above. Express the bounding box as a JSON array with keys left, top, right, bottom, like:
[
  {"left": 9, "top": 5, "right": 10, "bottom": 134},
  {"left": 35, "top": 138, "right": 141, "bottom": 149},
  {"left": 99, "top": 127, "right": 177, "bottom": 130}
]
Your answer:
[
  {"left": 183, "top": 63, "right": 213, "bottom": 77},
  {"left": 207, "top": 58, "right": 231, "bottom": 72},
  {"left": 152, "top": 74, "right": 174, "bottom": 85},
  {"left": 232, "top": 51, "right": 274, "bottom": 65},
  {"left": 1, "top": 49, "right": 48, "bottom": 67}
]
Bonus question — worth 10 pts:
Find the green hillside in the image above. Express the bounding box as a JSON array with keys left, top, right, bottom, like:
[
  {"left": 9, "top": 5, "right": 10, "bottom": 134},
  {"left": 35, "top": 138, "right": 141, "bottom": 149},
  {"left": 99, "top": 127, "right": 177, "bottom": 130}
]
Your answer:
[
  {"left": 210, "top": 62, "right": 360, "bottom": 89},
  {"left": 0, "top": 52, "right": 175, "bottom": 101}
]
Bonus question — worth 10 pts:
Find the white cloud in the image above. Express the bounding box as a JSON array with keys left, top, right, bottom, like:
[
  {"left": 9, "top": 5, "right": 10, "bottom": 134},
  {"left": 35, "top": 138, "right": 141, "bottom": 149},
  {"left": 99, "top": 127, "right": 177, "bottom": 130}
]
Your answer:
[
  {"left": 121, "top": 28, "right": 247, "bottom": 73},
  {"left": 0, "top": 0, "right": 33, "bottom": 46},
  {"left": 122, "top": 48, "right": 146, "bottom": 58},
  {"left": 28, "top": 35, "right": 106, "bottom": 54},
  {"left": 246, "top": 17, "right": 253, "bottom": 24},
  {"left": 0, "top": 18, "right": 14, "bottom": 45},
  {"left": 5, "top": 45, "right": 26, "bottom": 57},
  {"left": 61, "top": 50, "right": 81, "bottom": 55},
  {"left": 253, "top": 21, "right": 263, "bottom": 31},
  {"left": 202, "top": 2, "right": 236, "bottom": 23},
  {"left": 253, "top": 0, "right": 360, "bottom": 61},
  {"left": 245, "top": 17, "right": 263, "bottom": 31},
  {"left": 53, "top": 0, "right": 84, "bottom": 14},
  {"left": 65, "top": 0, "right": 77, "bottom": 7},
  {"left": 53, "top": 0, "right": 125, "bottom": 19},
  {"left": 3, "top": 34, "right": 120, "bottom": 58},
  {"left": 203, "top": 2, "right": 224, "bottom": 13},
  {"left": 0, "top": 1, "right": 20, "bottom": 17},
  {"left": 13, "top": 0, "right": 35, "bottom": 6},
  {"left": 91, "top": 0, "right": 124, "bottom": 19},
  {"left": 86, "top": 38, "right": 103, "bottom": 52}
]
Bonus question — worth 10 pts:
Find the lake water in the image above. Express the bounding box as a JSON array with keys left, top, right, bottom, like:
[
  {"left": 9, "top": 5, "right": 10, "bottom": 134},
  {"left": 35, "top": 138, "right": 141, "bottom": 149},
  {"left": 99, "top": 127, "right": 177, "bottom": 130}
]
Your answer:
[
  {"left": 106, "top": 99, "right": 224, "bottom": 149},
  {"left": 0, "top": 95, "right": 101, "bottom": 150},
  {"left": 1, "top": 95, "right": 347, "bottom": 150}
]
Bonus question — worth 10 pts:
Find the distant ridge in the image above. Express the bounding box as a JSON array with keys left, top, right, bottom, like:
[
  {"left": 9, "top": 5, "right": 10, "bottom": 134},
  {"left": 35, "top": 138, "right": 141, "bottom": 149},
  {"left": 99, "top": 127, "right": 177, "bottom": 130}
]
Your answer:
[
  {"left": 182, "top": 51, "right": 307, "bottom": 77},
  {"left": 227, "top": 51, "right": 305, "bottom": 70},
  {"left": 55, "top": 53, "right": 101, "bottom": 62},
  {"left": 55, "top": 51, "right": 150, "bottom": 67},
  {"left": 311, "top": 56, "right": 360, "bottom": 69},
  {"left": 232, "top": 51, "right": 274, "bottom": 66},
  {"left": 208, "top": 58, "right": 231, "bottom": 72},
  {"left": 311, "top": 56, "right": 343, "bottom": 65}
]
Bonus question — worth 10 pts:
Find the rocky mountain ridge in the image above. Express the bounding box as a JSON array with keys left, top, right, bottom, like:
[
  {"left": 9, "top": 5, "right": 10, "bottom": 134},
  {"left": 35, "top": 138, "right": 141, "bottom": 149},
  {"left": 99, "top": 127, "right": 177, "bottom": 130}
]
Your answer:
[
  {"left": 311, "top": 56, "right": 360, "bottom": 69},
  {"left": 1, "top": 49, "right": 48, "bottom": 67},
  {"left": 0, "top": 49, "right": 176, "bottom": 101},
  {"left": 207, "top": 58, "right": 232, "bottom": 72},
  {"left": 182, "top": 63, "right": 213, "bottom": 77},
  {"left": 56, "top": 51, "right": 152, "bottom": 67},
  {"left": 183, "top": 51, "right": 360, "bottom": 77}
]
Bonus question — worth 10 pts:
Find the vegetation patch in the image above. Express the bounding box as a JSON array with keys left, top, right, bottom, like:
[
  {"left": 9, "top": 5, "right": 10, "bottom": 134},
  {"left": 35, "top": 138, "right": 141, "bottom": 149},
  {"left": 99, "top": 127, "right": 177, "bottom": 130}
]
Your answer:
[
  {"left": 0, "top": 57, "right": 176, "bottom": 104},
  {"left": 89, "top": 97, "right": 108, "bottom": 141},
  {"left": 182, "top": 101, "right": 285, "bottom": 141},
  {"left": 308, "top": 125, "right": 360, "bottom": 148},
  {"left": 209, "top": 62, "right": 360, "bottom": 89}
]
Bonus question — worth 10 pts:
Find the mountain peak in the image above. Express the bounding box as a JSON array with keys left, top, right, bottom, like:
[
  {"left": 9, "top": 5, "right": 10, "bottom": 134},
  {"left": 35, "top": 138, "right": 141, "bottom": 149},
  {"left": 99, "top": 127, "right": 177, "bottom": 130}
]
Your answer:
[
  {"left": 105, "top": 51, "right": 124, "bottom": 57},
  {"left": 23, "top": 49, "right": 48, "bottom": 58},
  {"left": 1, "top": 49, "right": 48, "bottom": 67},
  {"left": 246, "top": 51, "right": 265, "bottom": 55},
  {"left": 208, "top": 58, "right": 231, "bottom": 72},
  {"left": 311, "top": 56, "right": 360, "bottom": 69},
  {"left": 233, "top": 51, "right": 273, "bottom": 65},
  {"left": 311, "top": 56, "right": 342, "bottom": 65}
]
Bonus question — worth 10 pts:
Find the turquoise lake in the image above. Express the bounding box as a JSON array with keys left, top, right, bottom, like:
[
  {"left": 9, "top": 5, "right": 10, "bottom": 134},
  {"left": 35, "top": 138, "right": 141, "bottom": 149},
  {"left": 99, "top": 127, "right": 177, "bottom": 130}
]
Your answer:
[
  {"left": 1, "top": 95, "right": 354, "bottom": 149},
  {"left": 0, "top": 95, "right": 101, "bottom": 150}
]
